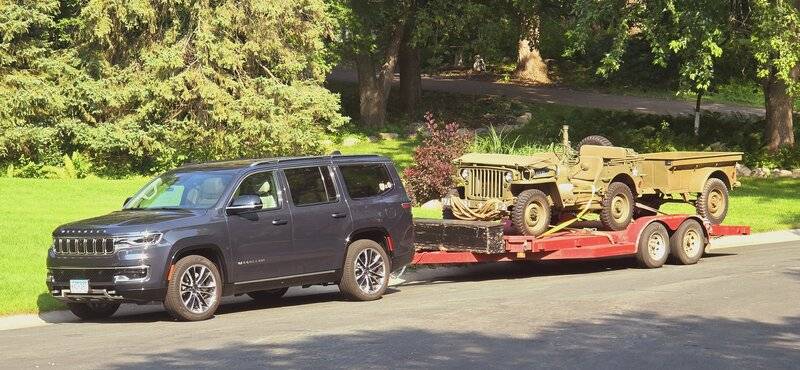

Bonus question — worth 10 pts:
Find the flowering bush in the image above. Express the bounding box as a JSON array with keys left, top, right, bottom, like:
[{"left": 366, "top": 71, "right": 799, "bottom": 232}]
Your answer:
[{"left": 403, "top": 113, "right": 473, "bottom": 204}]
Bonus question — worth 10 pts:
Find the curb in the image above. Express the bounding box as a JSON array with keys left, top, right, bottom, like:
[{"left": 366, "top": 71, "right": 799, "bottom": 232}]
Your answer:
[{"left": 2, "top": 229, "right": 798, "bottom": 332}]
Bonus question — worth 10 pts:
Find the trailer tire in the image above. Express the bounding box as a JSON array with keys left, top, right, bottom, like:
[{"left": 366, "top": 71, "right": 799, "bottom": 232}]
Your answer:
[
  {"left": 576, "top": 135, "right": 613, "bottom": 150},
  {"left": 636, "top": 222, "right": 670, "bottom": 268},
  {"left": 696, "top": 178, "right": 728, "bottom": 224},
  {"left": 511, "top": 189, "right": 552, "bottom": 236},
  {"left": 67, "top": 302, "right": 120, "bottom": 320},
  {"left": 339, "top": 239, "right": 389, "bottom": 301},
  {"left": 669, "top": 219, "right": 705, "bottom": 265},
  {"left": 600, "top": 182, "right": 635, "bottom": 231},
  {"left": 248, "top": 287, "right": 289, "bottom": 303}
]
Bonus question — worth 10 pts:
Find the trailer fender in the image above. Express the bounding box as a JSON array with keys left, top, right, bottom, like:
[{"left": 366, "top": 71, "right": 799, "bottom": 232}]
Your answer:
[{"left": 688, "top": 168, "right": 732, "bottom": 193}]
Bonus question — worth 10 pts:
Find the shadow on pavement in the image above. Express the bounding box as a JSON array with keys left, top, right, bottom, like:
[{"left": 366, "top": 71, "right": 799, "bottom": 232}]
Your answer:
[{"left": 104, "top": 311, "right": 800, "bottom": 369}]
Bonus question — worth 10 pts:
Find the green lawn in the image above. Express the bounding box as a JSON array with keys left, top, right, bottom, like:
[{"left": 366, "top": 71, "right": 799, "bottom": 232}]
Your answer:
[{"left": 1, "top": 176, "right": 797, "bottom": 316}]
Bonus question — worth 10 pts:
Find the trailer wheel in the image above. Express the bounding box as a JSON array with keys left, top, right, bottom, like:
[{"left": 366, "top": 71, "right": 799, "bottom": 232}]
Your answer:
[
  {"left": 576, "top": 135, "right": 613, "bottom": 150},
  {"left": 669, "top": 219, "right": 705, "bottom": 265},
  {"left": 339, "top": 239, "right": 389, "bottom": 301},
  {"left": 600, "top": 182, "right": 635, "bottom": 231},
  {"left": 511, "top": 189, "right": 552, "bottom": 236},
  {"left": 636, "top": 222, "right": 670, "bottom": 268},
  {"left": 696, "top": 178, "right": 728, "bottom": 224}
]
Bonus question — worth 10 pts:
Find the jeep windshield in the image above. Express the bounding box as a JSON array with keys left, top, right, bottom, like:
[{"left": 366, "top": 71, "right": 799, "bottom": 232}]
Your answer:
[{"left": 124, "top": 171, "right": 235, "bottom": 210}]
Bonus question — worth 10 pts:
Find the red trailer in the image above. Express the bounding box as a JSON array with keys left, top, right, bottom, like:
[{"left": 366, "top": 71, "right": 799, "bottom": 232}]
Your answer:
[{"left": 411, "top": 215, "right": 750, "bottom": 268}]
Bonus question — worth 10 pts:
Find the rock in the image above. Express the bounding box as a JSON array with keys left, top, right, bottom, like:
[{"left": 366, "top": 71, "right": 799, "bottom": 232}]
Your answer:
[
  {"left": 774, "top": 169, "right": 793, "bottom": 177},
  {"left": 474, "top": 127, "right": 489, "bottom": 135},
  {"left": 751, "top": 167, "right": 769, "bottom": 178},
  {"left": 378, "top": 132, "right": 399, "bottom": 140},
  {"left": 793, "top": 169, "right": 800, "bottom": 178},
  {"left": 420, "top": 199, "right": 442, "bottom": 209},
  {"left": 706, "top": 142, "right": 727, "bottom": 151},
  {"left": 497, "top": 123, "right": 524, "bottom": 132},
  {"left": 735, "top": 163, "right": 752, "bottom": 177},
  {"left": 457, "top": 128, "right": 474, "bottom": 136},
  {"left": 341, "top": 137, "right": 360, "bottom": 147},
  {"left": 515, "top": 112, "right": 532, "bottom": 125},
  {"left": 406, "top": 133, "right": 418, "bottom": 140},
  {"left": 366, "top": 136, "right": 379, "bottom": 143}
]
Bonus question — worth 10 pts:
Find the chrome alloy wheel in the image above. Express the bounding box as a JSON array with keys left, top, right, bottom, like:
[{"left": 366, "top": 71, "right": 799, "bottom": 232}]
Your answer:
[
  {"left": 647, "top": 232, "right": 667, "bottom": 261},
  {"left": 354, "top": 248, "right": 386, "bottom": 295},
  {"left": 180, "top": 264, "right": 217, "bottom": 314},
  {"left": 682, "top": 229, "right": 702, "bottom": 257}
]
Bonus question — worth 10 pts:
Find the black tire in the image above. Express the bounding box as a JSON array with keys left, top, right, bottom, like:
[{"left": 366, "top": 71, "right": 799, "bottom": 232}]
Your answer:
[
  {"left": 696, "top": 178, "right": 728, "bottom": 224},
  {"left": 510, "top": 189, "right": 552, "bottom": 236},
  {"left": 635, "top": 222, "right": 670, "bottom": 268},
  {"left": 634, "top": 195, "right": 663, "bottom": 218},
  {"left": 248, "top": 287, "right": 289, "bottom": 303},
  {"left": 67, "top": 302, "right": 120, "bottom": 320},
  {"left": 669, "top": 219, "right": 705, "bottom": 265},
  {"left": 164, "top": 255, "right": 222, "bottom": 321},
  {"left": 339, "top": 239, "right": 390, "bottom": 301},
  {"left": 576, "top": 135, "right": 613, "bottom": 150},
  {"left": 600, "top": 182, "right": 635, "bottom": 231}
]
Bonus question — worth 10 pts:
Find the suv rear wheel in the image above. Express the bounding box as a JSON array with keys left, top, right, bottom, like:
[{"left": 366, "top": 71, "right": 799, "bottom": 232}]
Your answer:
[
  {"left": 339, "top": 239, "right": 389, "bottom": 301},
  {"left": 67, "top": 302, "right": 120, "bottom": 320},
  {"left": 164, "top": 255, "right": 222, "bottom": 321}
]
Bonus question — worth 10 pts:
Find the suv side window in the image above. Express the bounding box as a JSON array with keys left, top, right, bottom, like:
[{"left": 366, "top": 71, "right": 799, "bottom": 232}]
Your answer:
[
  {"left": 285, "top": 166, "right": 338, "bottom": 206},
  {"left": 232, "top": 171, "right": 281, "bottom": 210},
  {"left": 339, "top": 163, "right": 394, "bottom": 199}
]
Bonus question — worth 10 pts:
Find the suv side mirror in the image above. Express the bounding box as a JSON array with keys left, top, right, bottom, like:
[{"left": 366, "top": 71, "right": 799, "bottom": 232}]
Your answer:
[{"left": 227, "top": 195, "right": 263, "bottom": 214}]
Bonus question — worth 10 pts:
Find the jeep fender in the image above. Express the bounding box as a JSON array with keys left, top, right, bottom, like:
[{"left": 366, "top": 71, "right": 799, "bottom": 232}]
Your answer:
[{"left": 688, "top": 168, "right": 732, "bottom": 193}]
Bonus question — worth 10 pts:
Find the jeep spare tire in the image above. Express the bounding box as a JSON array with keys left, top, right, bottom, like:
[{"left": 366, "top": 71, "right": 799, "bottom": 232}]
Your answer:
[
  {"left": 576, "top": 135, "right": 613, "bottom": 150},
  {"left": 511, "top": 189, "right": 552, "bottom": 236}
]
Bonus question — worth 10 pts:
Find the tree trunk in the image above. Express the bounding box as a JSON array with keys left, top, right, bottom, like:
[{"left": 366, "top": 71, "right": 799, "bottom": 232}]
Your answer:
[
  {"left": 353, "top": 24, "right": 406, "bottom": 128},
  {"left": 763, "top": 65, "right": 798, "bottom": 151},
  {"left": 514, "top": 15, "right": 551, "bottom": 84},
  {"left": 398, "top": 38, "right": 421, "bottom": 119}
]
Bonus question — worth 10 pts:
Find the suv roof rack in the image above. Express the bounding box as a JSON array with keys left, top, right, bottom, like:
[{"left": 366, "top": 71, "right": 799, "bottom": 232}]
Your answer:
[{"left": 248, "top": 154, "right": 383, "bottom": 167}]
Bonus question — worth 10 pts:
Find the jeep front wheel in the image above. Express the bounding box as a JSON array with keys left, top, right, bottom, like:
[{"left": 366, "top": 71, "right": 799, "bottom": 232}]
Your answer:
[
  {"left": 67, "top": 302, "right": 120, "bottom": 320},
  {"left": 164, "top": 255, "right": 222, "bottom": 321},
  {"left": 511, "top": 189, "right": 552, "bottom": 236},
  {"left": 600, "top": 182, "right": 635, "bottom": 231},
  {"left": 339, "top": 240, "right": 389, "bottom": 301}
]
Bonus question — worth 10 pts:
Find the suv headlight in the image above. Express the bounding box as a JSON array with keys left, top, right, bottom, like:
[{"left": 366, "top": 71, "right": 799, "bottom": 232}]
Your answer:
[{"left": 114, "top": 233, "right": 163, "bottom": 248}]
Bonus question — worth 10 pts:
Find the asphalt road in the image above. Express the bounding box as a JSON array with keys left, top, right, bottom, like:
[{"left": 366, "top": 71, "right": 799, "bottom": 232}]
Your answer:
[
  {"left": 2, "top": 242, "right": 799, "bottom": 369},
  {"left": 328, "top": 69, "right": 766, "bottom": 117}
]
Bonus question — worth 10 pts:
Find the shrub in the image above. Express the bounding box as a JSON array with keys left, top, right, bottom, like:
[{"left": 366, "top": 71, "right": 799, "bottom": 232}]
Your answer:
[{"left": 403, "top": 113, "right": 473, "bottom": 204}]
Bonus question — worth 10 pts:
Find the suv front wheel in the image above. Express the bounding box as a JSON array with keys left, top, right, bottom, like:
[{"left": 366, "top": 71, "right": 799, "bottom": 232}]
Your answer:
[
  {"left": 339, "top": 240, "right": 390, "bottom": 301},
  {"left": 164, "top": 255, "right": 222, "bottom": 321}
]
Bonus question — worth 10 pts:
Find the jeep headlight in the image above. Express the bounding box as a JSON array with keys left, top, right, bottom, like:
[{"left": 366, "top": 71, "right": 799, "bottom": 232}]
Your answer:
[
  {"left": 114, "top": 232, "right": 163, "bottom": 248},
  {"left": 503, "top": 172, "right": 513, "bottom": 182},
  {"left": 460, "top": 168, "right": 471, "bottom": 180}
]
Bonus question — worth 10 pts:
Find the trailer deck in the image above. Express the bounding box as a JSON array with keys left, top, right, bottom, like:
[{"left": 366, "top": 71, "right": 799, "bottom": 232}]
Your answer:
[{"left": 412, "top": 215, "right": 750, "bottom": 266}]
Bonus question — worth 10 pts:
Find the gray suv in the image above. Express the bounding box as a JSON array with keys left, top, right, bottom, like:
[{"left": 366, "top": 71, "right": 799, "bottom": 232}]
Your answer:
[{"left": 46, "top": 155, "right": 414, "bottom": 321}]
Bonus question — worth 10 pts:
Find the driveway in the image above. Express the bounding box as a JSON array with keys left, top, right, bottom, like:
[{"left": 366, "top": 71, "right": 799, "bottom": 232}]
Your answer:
[
  {"left": 328, "top": 69, "right": 765, "bottom": 117},
  {"left": 1, "top": 242, "right": 798, "bottom": 369}
]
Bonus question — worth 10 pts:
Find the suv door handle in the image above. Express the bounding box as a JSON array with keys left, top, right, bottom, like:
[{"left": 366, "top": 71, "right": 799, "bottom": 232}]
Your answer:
[
  {"left": 271, "top": 219, "right": 288, "bottom": 225},
  {"left": 331, "top": 213, "right": 347, "bottom": 219}
]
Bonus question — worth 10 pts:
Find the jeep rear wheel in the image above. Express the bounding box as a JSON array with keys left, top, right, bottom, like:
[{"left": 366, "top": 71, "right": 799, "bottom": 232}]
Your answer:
[
  {"left": 248, "top": 287, "right": 289, "bottom": 303},
  {"left": 696, "top": 178, "right": 728, "bottom": 224},
  {"left": 67, "top": 302, "right": 120, "bottom": 320},
  {"left": 164, "top": 255, "right": 222, "bottom": 321},
  {"left": 339, "top": 240, "right": 389, "bottom": 301},
  {"left": 600, "top": 182, "right": 635, "bottom": 231},
  {"left": 511, "top": 189, "right": 552, "bottom": 236}
]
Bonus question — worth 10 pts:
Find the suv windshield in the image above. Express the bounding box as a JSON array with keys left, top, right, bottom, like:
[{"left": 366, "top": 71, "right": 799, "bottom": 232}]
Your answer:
[{"left": 124, "top": 172, "right": 234, "bottom": 210}]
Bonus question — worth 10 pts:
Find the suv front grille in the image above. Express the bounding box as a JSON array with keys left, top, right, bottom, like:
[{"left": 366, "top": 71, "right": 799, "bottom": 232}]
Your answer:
[
  {"left": 464, "top": 168, "right": 506, "bottom": 200},
  {"left": 54, "top": 237, "right": 114, "bottom": 255}
]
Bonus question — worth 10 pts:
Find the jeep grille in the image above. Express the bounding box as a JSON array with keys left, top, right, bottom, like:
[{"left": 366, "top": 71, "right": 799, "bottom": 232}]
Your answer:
[
  {"left": 464, "top": 168, "right": 506, "bottom": 200},
  {"left": 54, "top": 237, "right": 115, "bottom": 255}
]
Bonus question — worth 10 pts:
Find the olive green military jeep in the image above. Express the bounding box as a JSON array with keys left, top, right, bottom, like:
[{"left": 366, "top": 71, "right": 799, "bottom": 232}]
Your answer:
[{"left": 444, "top": 135, "right": 742, "bottom": 236}]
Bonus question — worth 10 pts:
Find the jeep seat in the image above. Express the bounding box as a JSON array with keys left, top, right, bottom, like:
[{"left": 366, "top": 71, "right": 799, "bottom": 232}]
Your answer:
[{"left": 579, "top": 145, "right": 629, "bottom": 159}]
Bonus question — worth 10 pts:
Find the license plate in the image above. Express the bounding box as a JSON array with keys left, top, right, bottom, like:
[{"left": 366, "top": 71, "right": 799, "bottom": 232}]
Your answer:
[{"left": 70, "top": 279, "right": 89, "bottom": 294}]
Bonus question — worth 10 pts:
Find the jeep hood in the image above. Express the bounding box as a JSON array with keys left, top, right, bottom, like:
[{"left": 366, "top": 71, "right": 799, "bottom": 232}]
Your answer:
[{"left": 454, "top": 153, "right": 558, "bottom": 168}]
